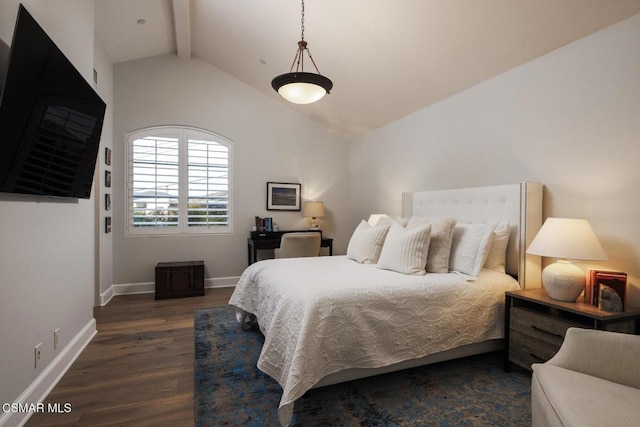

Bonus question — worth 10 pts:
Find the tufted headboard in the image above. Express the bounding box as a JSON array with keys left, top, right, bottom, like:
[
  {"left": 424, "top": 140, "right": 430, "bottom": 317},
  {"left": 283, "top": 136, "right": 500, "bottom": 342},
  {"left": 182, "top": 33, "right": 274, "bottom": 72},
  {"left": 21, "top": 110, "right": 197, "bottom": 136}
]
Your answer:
[{"left": 401, "top": 182, "right": 543, "bottom": 289}]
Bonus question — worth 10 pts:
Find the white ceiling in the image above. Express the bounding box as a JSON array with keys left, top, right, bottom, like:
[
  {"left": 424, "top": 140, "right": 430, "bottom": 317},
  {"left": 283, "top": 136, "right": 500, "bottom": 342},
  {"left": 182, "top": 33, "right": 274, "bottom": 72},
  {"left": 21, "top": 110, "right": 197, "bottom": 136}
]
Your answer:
[{"left": 94, "top": 0, "right": 640, "bottom": 140}]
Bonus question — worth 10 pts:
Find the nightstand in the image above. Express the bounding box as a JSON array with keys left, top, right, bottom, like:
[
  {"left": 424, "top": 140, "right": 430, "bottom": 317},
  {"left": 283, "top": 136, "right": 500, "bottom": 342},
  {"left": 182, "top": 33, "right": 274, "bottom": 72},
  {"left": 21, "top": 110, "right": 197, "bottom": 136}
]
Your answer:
[{"left": 504, "top": 288, "right": 640, "bottom": 372}]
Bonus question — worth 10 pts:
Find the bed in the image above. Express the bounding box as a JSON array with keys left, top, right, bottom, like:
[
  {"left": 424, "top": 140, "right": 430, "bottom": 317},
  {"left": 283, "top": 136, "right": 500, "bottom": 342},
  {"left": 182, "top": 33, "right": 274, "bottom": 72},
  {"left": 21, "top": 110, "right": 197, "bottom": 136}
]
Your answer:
[{"left": 229, "top": 182, "right": 543, "bottom": 425}]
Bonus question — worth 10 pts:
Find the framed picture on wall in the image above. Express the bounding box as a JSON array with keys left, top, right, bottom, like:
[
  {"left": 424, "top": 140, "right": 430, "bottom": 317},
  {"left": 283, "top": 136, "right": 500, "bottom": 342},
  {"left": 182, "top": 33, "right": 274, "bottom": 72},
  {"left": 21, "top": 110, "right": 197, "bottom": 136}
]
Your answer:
[
  {"left": 105, "top": 216, "right": 111, "bottom": 233},
  {"left": 105, "top": 147, "right": 112, "bottom": 166},
  {"left": 105, "top": 170, "right": 111, "bottom": 188},
  {"left": 267, "top": 182, "right": 301, "bottom": 211},
  {"left": 105, "top": 193, "right": 111, "bottom": 211}
]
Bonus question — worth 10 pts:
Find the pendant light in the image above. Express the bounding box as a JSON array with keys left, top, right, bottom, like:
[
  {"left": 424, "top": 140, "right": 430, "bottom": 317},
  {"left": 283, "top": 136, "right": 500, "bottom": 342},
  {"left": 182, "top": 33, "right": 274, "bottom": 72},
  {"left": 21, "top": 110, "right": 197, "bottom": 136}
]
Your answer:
[{"left": 271, "top": 0, "right": 333, "bottom": 105}]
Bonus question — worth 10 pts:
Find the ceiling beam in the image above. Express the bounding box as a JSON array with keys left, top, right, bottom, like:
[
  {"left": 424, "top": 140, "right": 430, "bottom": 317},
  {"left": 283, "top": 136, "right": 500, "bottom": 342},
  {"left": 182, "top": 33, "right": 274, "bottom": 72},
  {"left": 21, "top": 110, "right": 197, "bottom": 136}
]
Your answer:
[{"left": 172, "top": 0, "right": 191, "bottom": 60}]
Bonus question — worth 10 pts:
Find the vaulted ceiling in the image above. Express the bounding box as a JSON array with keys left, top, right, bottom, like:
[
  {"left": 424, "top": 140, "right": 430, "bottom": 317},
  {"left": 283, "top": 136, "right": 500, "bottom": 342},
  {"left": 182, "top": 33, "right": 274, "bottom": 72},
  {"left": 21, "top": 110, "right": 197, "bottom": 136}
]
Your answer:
[{"left": 94, "top": 0, "right": 640, "bottom": 139}]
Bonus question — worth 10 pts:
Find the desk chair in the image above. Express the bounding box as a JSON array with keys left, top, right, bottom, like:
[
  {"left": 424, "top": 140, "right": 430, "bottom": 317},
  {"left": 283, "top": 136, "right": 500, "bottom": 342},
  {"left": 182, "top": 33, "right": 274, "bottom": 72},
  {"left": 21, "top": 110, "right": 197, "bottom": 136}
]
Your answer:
[{"left": 274, "top": 232, "right": 321, "bottom": 258}]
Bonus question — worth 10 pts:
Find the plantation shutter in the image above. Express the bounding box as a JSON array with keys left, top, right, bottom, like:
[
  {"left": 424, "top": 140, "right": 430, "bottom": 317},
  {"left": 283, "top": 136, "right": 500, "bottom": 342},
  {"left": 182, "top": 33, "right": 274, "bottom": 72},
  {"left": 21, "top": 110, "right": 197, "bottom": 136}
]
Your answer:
[
  {"left": 129, "top": 135, "right": 180, "bottom": 228},
  {"left": 187, "top": 138, "right": 230, "bottom": 227}
]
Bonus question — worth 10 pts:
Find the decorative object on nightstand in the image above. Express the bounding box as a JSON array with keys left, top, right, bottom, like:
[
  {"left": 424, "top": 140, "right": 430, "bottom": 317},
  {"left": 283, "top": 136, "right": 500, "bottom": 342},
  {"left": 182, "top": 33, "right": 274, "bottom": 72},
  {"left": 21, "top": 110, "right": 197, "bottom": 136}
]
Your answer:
[
  {"left": 587, "top": 269, "right": 627, "bottom": 311},
  {"left": 526, "top": 218, "right": 607, "bottom": 302},
  {"left": 303, "top": 201, "right": 325, "bottom": 230}
]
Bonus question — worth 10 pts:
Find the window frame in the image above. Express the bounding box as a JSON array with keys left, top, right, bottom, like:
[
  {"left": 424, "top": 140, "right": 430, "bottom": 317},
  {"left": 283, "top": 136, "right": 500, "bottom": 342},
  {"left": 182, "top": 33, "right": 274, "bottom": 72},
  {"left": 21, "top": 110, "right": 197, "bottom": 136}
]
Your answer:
[{"left": 126, "top": 126, "right": 233, "bottom": 236}]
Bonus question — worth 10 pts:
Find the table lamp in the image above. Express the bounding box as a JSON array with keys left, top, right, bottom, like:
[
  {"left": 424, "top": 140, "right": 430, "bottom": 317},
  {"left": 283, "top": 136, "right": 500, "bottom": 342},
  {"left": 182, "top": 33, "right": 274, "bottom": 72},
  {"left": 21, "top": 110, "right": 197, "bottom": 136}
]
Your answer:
[
  {"left": 303, "top": 201, "right": 325, "bottom": 230},
  {"left": 526, "top": 218, "right": 607, "bottom": 301}
]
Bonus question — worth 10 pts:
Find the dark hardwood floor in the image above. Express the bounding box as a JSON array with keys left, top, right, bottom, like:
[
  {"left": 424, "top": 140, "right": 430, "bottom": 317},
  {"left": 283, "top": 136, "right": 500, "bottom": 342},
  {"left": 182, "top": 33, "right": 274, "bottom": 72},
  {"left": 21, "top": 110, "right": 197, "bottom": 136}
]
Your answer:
[{"left": 26, "top": 287, "right": 235, "bottom": 427}]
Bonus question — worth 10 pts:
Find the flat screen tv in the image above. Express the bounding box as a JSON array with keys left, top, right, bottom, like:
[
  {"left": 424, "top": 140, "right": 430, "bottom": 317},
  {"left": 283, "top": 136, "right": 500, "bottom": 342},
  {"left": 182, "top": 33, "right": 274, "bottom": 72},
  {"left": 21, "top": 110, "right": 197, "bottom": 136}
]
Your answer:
[{"left": 0, "top": 5, "right": 106, "bottom": 199}]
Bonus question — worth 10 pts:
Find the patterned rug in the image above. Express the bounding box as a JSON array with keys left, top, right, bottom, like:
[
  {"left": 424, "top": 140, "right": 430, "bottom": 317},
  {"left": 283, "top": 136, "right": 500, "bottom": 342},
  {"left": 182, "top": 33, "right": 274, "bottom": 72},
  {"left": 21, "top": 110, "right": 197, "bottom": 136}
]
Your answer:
[{"left": 194, "top": 306, "right": 531, "bottom": 426}]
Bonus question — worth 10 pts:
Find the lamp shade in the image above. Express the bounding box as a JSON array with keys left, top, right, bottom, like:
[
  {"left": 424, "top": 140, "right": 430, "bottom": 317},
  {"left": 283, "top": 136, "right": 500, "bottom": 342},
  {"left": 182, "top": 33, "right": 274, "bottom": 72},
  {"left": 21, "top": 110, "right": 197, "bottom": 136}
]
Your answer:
[
  {"left": 303, "top": 201, "right": 325, "bottom": 218},
  {"left": 526, "top": 218, "right": 607, "bottom": 261},
  {"left": 272, "top": 72, "right": 332, "bottom": 105}
]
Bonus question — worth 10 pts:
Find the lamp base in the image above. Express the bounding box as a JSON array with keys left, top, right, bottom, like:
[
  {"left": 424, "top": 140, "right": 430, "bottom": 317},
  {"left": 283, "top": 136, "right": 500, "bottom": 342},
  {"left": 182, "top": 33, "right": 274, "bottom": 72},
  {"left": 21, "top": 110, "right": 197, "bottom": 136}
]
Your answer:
[
  {"left": 308, "top": 217, "right": 320, "bottom": 230},
  {"left": 542, "top": 260, "right": 585, "bottom": 302}
]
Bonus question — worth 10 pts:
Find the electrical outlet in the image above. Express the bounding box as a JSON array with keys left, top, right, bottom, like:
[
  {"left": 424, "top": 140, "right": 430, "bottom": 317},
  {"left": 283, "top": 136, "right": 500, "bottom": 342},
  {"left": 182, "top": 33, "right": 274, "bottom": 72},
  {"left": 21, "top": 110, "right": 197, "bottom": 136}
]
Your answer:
[
  {"left": 54, "top": 328, "right": 60, "bottom": 350},
  {"left": 34, "top": 343, "right": 42, "bottom": 368}
]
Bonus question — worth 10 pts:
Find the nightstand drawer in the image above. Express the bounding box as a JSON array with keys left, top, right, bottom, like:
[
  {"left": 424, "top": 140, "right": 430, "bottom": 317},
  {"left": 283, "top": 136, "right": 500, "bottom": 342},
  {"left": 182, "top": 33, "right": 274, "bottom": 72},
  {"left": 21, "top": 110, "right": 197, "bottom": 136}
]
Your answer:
[
  {"left": 510, "top": 306, "right": 581, "bottom": 346},
  {"left": 509, "top": 330, "right": 560, "bottom": 369}
]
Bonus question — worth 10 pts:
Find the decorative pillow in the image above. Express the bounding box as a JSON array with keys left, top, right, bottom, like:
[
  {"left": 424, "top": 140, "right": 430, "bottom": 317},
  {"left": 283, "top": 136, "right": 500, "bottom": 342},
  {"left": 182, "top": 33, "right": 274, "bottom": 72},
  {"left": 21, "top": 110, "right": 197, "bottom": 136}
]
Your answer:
[
  {"left": 449, "top": 221, "right": 498, "bottom": 277},
  {"left": 377, "top": 223, "right": 431, "bottom": 275},
  {"left": 376, "top": 215, "right": 409, "bottom": 228},
  {"left": 367, "top": 214, "right": 390, "bottom": 227},
  {"left": 406, "top": 216, "right": 457, "bottom": 273},
  {"left": 484, "top": 221, "right": 510, "bottom": 273},
  {"left": 346, "top": 220, "right": 390, "bottom": 263}
]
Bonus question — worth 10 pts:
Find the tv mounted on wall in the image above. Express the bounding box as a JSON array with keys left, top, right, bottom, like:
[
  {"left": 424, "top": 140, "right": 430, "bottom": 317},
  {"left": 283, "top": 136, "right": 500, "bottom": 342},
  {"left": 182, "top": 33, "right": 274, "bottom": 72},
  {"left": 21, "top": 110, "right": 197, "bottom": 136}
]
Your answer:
[{"left": 0, "top": 5, "right": 106, "bottom": 199}]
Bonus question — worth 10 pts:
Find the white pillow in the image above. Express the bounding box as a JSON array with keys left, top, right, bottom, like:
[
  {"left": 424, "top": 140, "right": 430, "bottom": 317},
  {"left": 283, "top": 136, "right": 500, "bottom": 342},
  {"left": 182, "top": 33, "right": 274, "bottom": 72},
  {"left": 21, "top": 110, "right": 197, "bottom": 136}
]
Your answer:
[
  {"left": 484, "top": 221, "right": 510, "bottom": 273},
  {"left": 346, "top": 220, "right": 390, "bottom": 263},
  {"left": 449, "top": 222, "right": 498, "bottom": 277},
  {"left": 376, "top": 216, "right": 409, "bottom": 228},
  {"left": 377, "top": 223, "right": 431, "bottom": 275},
  {"left": 406, "top": 216, "right": 457, "bottom": 273},
  {"left": 367, "top": 214, "right": 389, "bottom": 227}
]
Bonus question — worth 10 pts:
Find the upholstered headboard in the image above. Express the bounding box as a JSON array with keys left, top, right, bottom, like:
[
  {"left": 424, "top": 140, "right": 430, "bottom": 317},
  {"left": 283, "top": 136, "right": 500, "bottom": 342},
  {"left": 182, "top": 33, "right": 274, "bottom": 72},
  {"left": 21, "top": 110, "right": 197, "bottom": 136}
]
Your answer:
[{"left": 401, "top": 182, "right": 543, "bottom": 289}]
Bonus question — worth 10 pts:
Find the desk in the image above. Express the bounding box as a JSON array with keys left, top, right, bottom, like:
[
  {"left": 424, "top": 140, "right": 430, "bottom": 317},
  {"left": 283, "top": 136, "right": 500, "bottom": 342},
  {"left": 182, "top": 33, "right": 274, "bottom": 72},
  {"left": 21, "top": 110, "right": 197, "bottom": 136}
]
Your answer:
[{"left": 247, "top": 230, "right": 333, "bottom": 265}]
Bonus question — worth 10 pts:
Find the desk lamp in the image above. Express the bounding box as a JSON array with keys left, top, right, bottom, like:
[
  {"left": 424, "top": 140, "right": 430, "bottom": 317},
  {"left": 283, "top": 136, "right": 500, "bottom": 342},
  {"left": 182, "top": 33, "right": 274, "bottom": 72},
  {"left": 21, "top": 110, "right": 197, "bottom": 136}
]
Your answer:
[{"left": 303, "top": 201, "right": 325, "bottom": 230}]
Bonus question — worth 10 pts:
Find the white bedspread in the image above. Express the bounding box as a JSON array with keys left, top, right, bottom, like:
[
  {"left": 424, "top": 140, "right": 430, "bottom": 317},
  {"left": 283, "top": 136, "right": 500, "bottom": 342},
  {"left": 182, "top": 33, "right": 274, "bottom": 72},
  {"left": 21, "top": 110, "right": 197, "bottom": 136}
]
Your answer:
[{"left": 229, "top": 256, "right": 519, "bottom": 425}]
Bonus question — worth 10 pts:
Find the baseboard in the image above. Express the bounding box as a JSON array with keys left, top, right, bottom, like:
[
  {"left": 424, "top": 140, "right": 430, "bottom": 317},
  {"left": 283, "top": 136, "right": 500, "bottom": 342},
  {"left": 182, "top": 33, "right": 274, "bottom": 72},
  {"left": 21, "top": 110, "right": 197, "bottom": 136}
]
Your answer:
[
  {"left": 101, "top": 276, "right": 239, "bottom": 305},
  {"left": 0, "top": 319, "right": 97, "bottom": 427},
  {"left": 99, "top": 285, "right": 115, "bottom": 306}
]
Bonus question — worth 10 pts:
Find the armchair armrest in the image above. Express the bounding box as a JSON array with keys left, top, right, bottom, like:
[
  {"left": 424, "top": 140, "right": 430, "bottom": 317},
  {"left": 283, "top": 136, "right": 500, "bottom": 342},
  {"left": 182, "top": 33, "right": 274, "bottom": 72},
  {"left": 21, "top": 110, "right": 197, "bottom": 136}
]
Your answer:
[{"left": 545, "top": 327, "right": 640, "bottom": 389}]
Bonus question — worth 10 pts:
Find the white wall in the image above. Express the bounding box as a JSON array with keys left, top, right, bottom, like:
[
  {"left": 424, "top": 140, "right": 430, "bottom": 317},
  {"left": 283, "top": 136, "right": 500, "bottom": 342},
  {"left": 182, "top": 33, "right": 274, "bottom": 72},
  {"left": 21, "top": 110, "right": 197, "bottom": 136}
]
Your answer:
[
  {"left": 94, "top": 35, "right": 114, "bottom": 304},
  {"left": 112, "top": 54, "right": 349, "bottom": 286},
  {"left": 349, "top": 14, "right": 640, "bottom": 306},
  {"left": 0, "top": 0, "right": 100, "bottom": 415}
]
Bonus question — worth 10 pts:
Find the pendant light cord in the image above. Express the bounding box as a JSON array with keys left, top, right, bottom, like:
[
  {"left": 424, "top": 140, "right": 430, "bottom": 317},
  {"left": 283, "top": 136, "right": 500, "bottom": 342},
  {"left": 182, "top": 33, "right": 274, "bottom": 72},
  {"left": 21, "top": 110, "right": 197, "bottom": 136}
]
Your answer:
[
  {"left": 300, "top": 0, "right": 305, "bottom": 41},
  {"left": 289, "top": 0, "right": 324, "bottom": 75}
]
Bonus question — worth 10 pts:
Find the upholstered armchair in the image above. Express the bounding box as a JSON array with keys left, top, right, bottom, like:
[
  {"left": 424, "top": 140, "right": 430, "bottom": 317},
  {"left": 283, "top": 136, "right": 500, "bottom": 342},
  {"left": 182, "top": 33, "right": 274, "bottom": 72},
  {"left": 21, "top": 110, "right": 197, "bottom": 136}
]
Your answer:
[
  {"left": 274, "top": 232, "right": 321, "bottom": 258},
  {"left": 531, "top": 327, "right": 640, "bottom": 426}
]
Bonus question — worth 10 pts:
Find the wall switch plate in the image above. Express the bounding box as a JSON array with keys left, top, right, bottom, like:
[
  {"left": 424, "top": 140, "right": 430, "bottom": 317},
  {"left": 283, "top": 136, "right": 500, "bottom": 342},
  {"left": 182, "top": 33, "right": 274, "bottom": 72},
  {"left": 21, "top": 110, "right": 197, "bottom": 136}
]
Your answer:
[
  {"left": 34, "top": 343, "right": 42, "bottom": 368},
  {"left": 54, "top": 328, "right": 60, "bottom": 350}
]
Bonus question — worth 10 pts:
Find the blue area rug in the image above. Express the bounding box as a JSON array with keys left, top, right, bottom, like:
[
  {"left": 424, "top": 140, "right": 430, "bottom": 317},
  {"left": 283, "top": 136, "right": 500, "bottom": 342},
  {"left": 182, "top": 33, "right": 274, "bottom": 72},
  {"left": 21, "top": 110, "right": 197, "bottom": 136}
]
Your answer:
[{"left": 194, "top": 306, "right": 531, "bottom": 426}]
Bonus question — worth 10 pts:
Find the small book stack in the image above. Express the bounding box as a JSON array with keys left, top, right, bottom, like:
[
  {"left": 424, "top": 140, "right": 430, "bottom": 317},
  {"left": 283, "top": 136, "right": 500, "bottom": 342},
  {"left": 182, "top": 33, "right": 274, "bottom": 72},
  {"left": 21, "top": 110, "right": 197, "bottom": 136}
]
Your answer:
[
  {"left": 255, "top": 216, "right": 274, "bottom": 232},
  {"left": 585, "top": 269, "right": 627, "bottom": 312}
]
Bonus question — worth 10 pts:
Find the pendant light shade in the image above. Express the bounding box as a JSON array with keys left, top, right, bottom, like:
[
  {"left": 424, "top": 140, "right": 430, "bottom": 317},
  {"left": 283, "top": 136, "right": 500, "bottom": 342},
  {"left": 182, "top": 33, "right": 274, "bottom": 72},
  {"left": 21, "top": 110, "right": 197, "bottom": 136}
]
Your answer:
[
  {"left": 272, "top": 72, "right": 333, "bottom": 105},
  {"left": 272, "top": 1, "right": 332, "bottom": 104}
]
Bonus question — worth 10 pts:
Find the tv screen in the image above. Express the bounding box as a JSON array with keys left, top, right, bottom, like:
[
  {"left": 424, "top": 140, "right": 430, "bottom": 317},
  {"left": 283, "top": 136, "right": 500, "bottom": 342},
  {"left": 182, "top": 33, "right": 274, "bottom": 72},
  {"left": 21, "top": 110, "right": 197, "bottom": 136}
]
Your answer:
[{"left": 0, "top": 5, "right": 106, "bottom": 199}]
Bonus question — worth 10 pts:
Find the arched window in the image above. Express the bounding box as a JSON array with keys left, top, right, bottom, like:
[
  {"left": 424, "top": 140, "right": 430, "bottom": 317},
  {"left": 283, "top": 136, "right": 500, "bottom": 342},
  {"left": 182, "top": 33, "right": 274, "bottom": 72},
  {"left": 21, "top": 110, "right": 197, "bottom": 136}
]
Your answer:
[{"left": 126, "top": 126, "right": 233, "bottom": 235}]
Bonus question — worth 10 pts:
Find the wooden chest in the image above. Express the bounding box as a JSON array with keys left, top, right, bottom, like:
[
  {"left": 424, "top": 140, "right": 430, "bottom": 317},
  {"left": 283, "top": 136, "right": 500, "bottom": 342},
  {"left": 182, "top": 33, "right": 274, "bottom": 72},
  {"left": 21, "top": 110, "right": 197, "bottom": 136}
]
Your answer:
[{"left": 155, "top": 260, "right": 204, "bottom": 300}]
